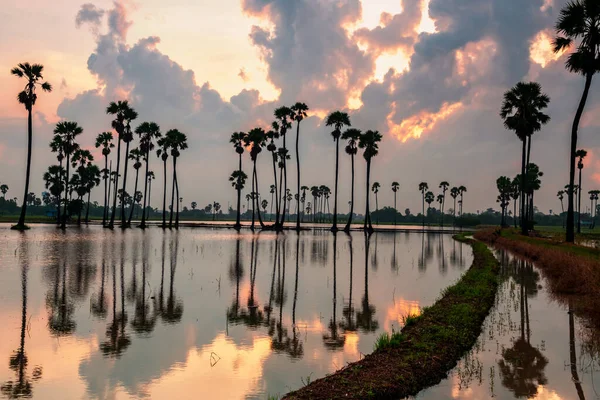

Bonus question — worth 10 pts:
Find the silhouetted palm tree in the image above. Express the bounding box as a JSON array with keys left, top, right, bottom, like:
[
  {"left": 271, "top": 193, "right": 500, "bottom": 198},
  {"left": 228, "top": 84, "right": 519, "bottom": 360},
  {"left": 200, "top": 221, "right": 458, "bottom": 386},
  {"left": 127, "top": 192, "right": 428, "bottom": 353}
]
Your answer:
[
  {"left": 244, "top": 128, "right": 267, "bottom": 230},
  {"left": 126, "top": 148, "right": 143, "bottom": 226},
  {"left": 165, "top": 129, "right": 188, "bottom": 229},
  {"left": 326, "top": 111, "right": 351, "bottom": 232},
  {"left": 83, "top": 164, "right": 101, "bottom": 224},
  {"left": 266, "top": 127, "right": 281, "bottom": 224},
  {"left": 342, "top": 128, "right": 362, "bottom": 232},
  {"left": 419, "top": 182, "right": 428, "bottom": 227},
  {"left": 106, "top": 101, "right": 131, "bottom": 228},
  {"left": 119, "top": 106, "right": 138, "bottom": 228},
  {"left": 146, "top": 171, "right": 155, "bottom": 220},
  {"left": 359, "top": 130, "right": 383, "bottom": 232},
  {"left": 274, "top": 107, "right": 294, "bottom": 228},
  {"left": 53, "top": 121, "right": 82, "bottom": 228},
  {"left": 500, "top": 82, "right": 550, "bottom": 234},
  {"left": 291, "top": 103, "right": 309, "bottom": 231},
  {"left": 439, "top": 181, "right": 449, "bottom": 227},
  {"left": 135, "top": 122, "right": 161, "bottom": 229},
  {"left": 450, "top": 186, "right": 459, "bottom": 225},
  {"left": 230, "top": 131, "right": 247, "bottom": 230},
  {"left": 156, "top": 135, "right": 170, "bottom": 228},
  {"left": 553, "top": 1, "right": 600, "bottom": 242},
  {"left": 425, "top": 191, "right": 434, "bottom": 225},
  {"left": 392, "top": 182, "right": 399, "bottom": 225},
  {"left": 10, "top": 63, "right": 52, "bottom": 230},
  {"left": 43, "top": 165, "right": 65, "bottom": 220},
  {"left": 229, "top": 170, "right": 248, "bottom": 221},
  {"left": 576, "top": 149, "right": 587, "bottom": 233},
  {"left": 458, "top": 185, "right": 467, "bottom": 216},
  {"left": 371, "top": 182, "right": 380, "bottom": 225},
  {"left": 300, "top": 185, "right": 309, "bottom": 222},
  {"left": 95, "top": 132, "right": 114, "bottom": 226}
]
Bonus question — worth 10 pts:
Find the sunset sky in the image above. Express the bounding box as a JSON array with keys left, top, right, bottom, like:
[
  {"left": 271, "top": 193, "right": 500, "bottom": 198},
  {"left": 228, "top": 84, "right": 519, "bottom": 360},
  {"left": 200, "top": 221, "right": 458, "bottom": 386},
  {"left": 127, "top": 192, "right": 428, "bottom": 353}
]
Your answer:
[{"left": 1, "top": 0, "right": 599, "bottom": 214}]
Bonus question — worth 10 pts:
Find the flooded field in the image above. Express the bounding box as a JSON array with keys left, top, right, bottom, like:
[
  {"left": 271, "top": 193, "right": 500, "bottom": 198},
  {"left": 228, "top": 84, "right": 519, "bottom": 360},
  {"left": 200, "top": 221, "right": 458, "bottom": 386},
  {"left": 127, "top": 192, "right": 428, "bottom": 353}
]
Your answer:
[
  {"left": 417, "top": 248, "right": 600, "bottom": 400},
  {"left": 0, "top": 224, "right": 469, "bottom": 399}
]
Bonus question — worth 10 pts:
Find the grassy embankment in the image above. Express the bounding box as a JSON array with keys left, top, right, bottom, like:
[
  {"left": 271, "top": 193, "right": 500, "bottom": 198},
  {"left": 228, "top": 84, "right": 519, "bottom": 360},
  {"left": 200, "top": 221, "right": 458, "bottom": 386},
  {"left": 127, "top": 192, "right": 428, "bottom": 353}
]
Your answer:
[{"left": 284, "top": 234, "right": 499, "bottom": 400}]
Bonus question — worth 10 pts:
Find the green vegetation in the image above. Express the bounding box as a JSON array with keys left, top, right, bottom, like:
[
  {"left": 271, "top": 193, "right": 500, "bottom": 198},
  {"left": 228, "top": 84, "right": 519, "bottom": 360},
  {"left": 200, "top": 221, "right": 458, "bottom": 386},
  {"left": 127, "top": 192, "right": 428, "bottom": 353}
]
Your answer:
[{"left": 284, "top": 234, "right": 499, "bottom": 400}]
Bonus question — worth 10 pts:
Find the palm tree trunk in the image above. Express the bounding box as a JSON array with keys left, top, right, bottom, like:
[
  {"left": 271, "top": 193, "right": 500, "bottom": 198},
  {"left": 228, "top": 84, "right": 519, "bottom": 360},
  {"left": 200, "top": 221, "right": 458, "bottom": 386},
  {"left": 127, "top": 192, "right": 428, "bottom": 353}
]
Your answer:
[
  {"left": 110, "top": 138, "right": 121, "bottom": 228},
  {"left": 278, "top": 166, "right": 284, "bottom": 228},
  {"left": 147, "top": 178, "right": 152, "bottom": 220},
  {"left": 514, "top": 199, "right": 518, "bottom": 228},
  {"left": 57, "top": 158, "right": 63, "bottom": 226},
  {"left": 85, "top": 191, "right": 91, "bottom": 223},
  {"left": 77, "top": 195, "right": 83, "bottom": 225},
  {"left": 394, "top": 192, "right": 397, "bottom": 226},
  {"left": 16, "top": 107, "right": 33, "bottom": 229},
  {"left": 175, "top": 168, "right": 180, "bottom": 229},
  {"left": 62, "top": 151, "right": 71, "bottom": 229},
  {"left": 520, "top": 138, "right": 527, "bottom": 235},
  {"left": 120, "top": 141, "right": 131, "bottom": 227},
  {"left": 272, "top": 155, "right": 279, "bottom": 226},
  {"left": 235, "top": 154, "right": 242, "bottom": 230},
  {"left": 140, "top": 149, "right": 150, "bottom": 228},
  {"left": 422, "top": 193, "right": 425, "bottom": 227},
  {"left": 162, "top": 159, "right": 167, "bottom": 228},
  {"left": 280, "top": 136, "right": 288, "bottom": 227},
  {"left": 567, "top": 74, "right": 593, "bottom": 242},
  {"left": 295, "top": 121, "right": 301, "bottom": 231},
  {"left": 270, "top": 192, "right": 274, "bottom": 222},
  {"left": 103, "top": 155, "right": 108, "bottom": 226},
  {"left": 128, "top": 167, "right": 140, "bottom": 226},
  {"left": 344, "top": 155, "right": 356, "bottom": 232},
  {"left": 169, "top": 157, "right": 176, "bottom": 228},
  {"left": 577, "top": 167, "right": 583, "bottom": 233},
  {"left": 364, "top": 159, "right": 372, "bottom": 231},
  {"left": 254, "top": 160, "right": 266, "bottom": 228}
]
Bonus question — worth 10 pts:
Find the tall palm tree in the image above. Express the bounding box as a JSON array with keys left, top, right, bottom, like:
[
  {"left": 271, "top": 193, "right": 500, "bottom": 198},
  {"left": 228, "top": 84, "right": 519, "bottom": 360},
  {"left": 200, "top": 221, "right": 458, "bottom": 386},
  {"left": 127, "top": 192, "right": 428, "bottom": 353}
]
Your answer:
[
  {"left": 342, "top": 128, "right": 362, "bottom": 232},
  {"left": 291, "top": 103, "right": 309, "bottom": 231},
  {"left": 500, "top": 82, "right": 550, "bottom": 234},
  {"left": 83, "top": 164, "right": 101, "bottom": 224},
  {"left": 371, "top": 182, "right": 380, "bottom": 225},
  {"left": 244, "top": 128, "right": 267, "bottom": 230},
  {"left": 274, "top": 107, "right": 293, "bottom": 228},
  {"left": 95, "top": 132, "right": 114, "bottom": 226},
  {"left": 391, "top": 182, "right": 400, "bottom": 226},
  {"left": 135, "top": 122, "right": 161, "bottom": 229},
  {"left": 10, "top": 63, "right": 52, "bottom": 230},
  {"left": 230, "top": 131, "right": 247, "bottom": 230},
  {"left": 425, "top": 191, "right": 434, "bottom": 225},
  {"left": 359, "top": 130, "right": 383, "bottom": 232},
  {"left": 269, "top": 184, "right": 276, "bottom": 221},
  {"left": 165, "top": 129, "right": 188, "bottom": 229},
  {"left": 106, "top": 101, "right": 131, "bottom": 228},
  {"left": 53, "top": 121, "right": 82, "bottom": 229},
  {"left": 458, "top": 185, "right": 467, "bottom": 217},
  {"left": 300, "top": 185, "right": 309, "bottom": 223},
  {"left": 43, "top": 165, "right": 65, "bottom": 221},
  {"left": 266, "top": 127, "right": 281, "bottom": 224},
  {"left": 230, "top": 171, "right": 248, "bottom": 223},
  {"left": 146, "top": 171, "right": 155, "bottom": 220},
  {"left": 575, "top": 149, "right": 588, "bottom": 233},
  {"left": 450, "top": 186, "right": 459, "bottom": 226},
  {"left": 511, "top": 179, "right": 520, "bottom": 228},
  {"left": 119, "top": 106, "right": 138, "bottom": 228},
  {"left": 325, "top": 111, "right": 351, "bottom": 232},
  {"left": 49, "top": 136, "right": 65, "bottom": 226},
  {"left": 439, "top": 181, "right": 449, "bottom": 227},
  {"left": 553, "top": 0, "right": 600, "bottom": 241},
  {"left": 156, "top": 136, "right": 170, "bottom": 229},
  {"left": 127, "top": 148, "right": 143, "bottom": 226},
  {"left": 419, "top": 182, "right": 428, "bottom": 227}
]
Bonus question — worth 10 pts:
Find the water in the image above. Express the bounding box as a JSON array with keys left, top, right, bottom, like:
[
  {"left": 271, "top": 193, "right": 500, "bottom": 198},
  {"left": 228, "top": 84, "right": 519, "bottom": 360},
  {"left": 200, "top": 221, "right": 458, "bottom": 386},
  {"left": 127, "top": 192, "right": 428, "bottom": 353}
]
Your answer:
[
  {"left": 417, "top": 248, "right": 600, "bottom": 400},
  {"left": 0, "top": 224, "right": 469, "bottom": 399}
]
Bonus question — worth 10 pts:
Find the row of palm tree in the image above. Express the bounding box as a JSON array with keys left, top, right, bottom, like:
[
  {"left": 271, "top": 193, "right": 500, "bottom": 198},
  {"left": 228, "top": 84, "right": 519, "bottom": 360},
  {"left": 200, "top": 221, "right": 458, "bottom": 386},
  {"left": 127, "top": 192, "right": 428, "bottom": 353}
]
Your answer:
[{"left": 418, "top": 183, "right": 466, "bottom": 227}]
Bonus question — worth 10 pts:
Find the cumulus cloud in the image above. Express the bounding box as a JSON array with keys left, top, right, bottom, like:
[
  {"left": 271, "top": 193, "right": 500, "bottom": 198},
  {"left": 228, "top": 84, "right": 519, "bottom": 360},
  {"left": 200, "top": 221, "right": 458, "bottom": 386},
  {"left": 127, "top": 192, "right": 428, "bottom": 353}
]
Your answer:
[{"left": 76, "top": 3, "right": 105, "bottom": 28}]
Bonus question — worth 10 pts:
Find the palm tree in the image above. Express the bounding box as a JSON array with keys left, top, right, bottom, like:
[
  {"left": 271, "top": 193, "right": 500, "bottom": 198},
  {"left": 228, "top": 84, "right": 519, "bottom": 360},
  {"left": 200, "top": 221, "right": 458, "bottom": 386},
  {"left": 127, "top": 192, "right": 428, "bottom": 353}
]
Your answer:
[
  {"left": 266, "top": 127, "right": 280, "bottom": 224},
  {"left": 524, "top": 164, "right": 544, "bottom": 225},
  {"left": 156, "top": 136, "right": 170, "bottom": 228},
  {"left": 230, "top": 131, "right": 247, "bottom": 230},
  {"left": 500, "top": 82, "right": 550, "bottom": 234},
  {"left": 0, "top": 184, "right": 8, "bottom": 199},
  {"left": 325, "top": 111, "right": 351, "bottom": 231},
  {"left": 269, "top": 184, "right": 276, "bottom": 221},
  {"left": 418, "top": 182, "right": 428, "bottom": 227},
  {"left": 458, "top": 185, "right": 467, "bottom": 217},
  {"left": 342, "top": 128, "right": 362, "bottom": 232},
  {"left": 391, "top": 182, "right": 400, "bottom": 226},
  {"left": 300, "top": 185, "right": 309, "bottom": 223},
  {"left": 589, "top": 190, "right": 600, "bottom": 228},
  {"left": 83, "top": 164, "right": 101, "bottom": 224},
  {"left": 146, "top": 171, "right": 155, "bottom": 220},
  {"left": 553, "top": 1, "right": 600, "bottom": 242},
  {"left": 230, "top": 170, "right": 248, "bottom": 221},
  {"left": 371, "top": 182, "right": 380, "bottom": 225},
  {"left": 262, "top": 199, "right": 268, "bottom": 219},
  {"left": 511, "top": 178, "right": 521, "bottom": 228},
  {"left": 291, "top": 103, "right": 309, "bottom": 231},
  {"left": 575, "top": 149, "right": 588, "bottom": 233},
  {"left": 274, "top": 106, "right": 294, "bottom": 228},
  {"left": 10, "top": 63, "right": 52, "bottom": 230},
  {"left": 43, "top": 165, "right": 65, "bottom": 221},
  {"left": 164, "top": 129, "right": 188, "bottom": 229},
  {"left": 244, "top": 128, "right": 267, "bottom": 230},
  {"left": 106, "top": 101, "right": 131, "bottom": 228},
  {"left": 127, "top": 148, "right": 143, "bottom": 226},
  {"left": 53, "top": 121, "right": 82, "bottom": 229},
  {"left": 450, "top": 187, "right": 459, "bottom": 226},
  {"left": 425, "top": 191, "right": 434, "bottom": 225},
  {"left": 95, "top": 132, "right": 114, "bottom": 226},
  {"left": 439, "top": 181, "right": 449, "bottom": 227},
  {"left": 119, "top": 106, "right": 138, "bottom": 228},
  {"left": 497, "top": 176, "right": 512, "bottom": 227},
  {"left": 49, "top": 136, "right": 65, "bottom": 225},
  {"left": 135, "top": 122, "right": 161, "bottom": 229},
  {"left": 359, "top": 130, "right": 383, "bottom": 232}
]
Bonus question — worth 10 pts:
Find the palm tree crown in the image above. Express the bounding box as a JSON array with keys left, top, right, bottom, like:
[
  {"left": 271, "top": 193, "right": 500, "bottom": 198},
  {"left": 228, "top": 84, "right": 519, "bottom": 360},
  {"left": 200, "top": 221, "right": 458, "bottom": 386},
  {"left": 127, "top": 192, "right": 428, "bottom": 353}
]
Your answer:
[
  {"left": 500, "top": 82, "right": 550, "bottom": 140},
  {"left": 11, "top": 62, "right": 52, "bottom": 110},
  {"left": 325, "top": 111, "right": 351, "bottom": 140}
]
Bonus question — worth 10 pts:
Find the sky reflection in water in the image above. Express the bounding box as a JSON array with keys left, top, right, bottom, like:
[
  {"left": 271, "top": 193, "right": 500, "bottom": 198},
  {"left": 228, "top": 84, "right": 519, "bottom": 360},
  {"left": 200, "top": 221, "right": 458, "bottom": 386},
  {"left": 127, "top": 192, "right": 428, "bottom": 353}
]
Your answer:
[{"left": 0, "top": 225, "right": 469, "bottom": 399}]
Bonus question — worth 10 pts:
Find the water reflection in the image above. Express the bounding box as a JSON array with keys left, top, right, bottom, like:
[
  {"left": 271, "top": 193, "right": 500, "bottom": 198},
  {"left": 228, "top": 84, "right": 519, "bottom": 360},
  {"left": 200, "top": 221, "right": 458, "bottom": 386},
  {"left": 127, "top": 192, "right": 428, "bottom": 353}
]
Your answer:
[{"left": 0, "top": 225, "right": 469, "bottom": 399}]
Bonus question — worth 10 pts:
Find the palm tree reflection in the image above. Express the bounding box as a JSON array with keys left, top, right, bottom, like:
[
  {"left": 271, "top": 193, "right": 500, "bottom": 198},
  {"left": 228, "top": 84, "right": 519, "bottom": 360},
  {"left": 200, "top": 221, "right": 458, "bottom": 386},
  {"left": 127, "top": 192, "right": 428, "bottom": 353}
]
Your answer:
[
  {"left": 498, "top": 258, "right": 547, "bottom": 398},
  {"left": 356, "top": 232, "right": 378, "bottom": 332},
  {"left": 323, "top": 233, "right": 345, "bottom": 350},
  {"left": 162, "top": 232, "right": 183, "bottom": 324},
  {"left": 1, "top": 239, "right": 42, "bottom": 398},
  {"left": 341, "top": 233, "right": 356, "bottom": 333},
  {"left": 132, "top": 235, "right": 157, "bottom": 335}
]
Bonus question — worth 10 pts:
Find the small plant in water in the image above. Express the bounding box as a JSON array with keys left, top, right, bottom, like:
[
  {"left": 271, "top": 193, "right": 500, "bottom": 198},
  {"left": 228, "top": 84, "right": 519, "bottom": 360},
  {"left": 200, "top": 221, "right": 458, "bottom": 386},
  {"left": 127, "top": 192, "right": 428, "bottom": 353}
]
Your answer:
[
  {"left": 300, "top": 373, "right": 313, "bottom": 387},
  {"left": 374, "top": 327, "right": 405, "bottom": 351}
]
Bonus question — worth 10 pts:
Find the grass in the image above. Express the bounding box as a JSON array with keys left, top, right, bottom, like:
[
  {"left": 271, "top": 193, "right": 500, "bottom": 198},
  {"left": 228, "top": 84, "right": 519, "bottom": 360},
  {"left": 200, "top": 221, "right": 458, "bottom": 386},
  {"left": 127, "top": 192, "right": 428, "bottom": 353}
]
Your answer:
[{"left": 284, "top": 233, "right": 499, "bottom": 400}]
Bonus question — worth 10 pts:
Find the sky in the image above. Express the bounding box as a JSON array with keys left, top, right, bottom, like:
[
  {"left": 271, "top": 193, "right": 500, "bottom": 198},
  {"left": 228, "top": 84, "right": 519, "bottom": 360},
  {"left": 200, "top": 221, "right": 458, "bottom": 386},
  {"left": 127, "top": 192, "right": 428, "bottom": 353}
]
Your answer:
[{"left": 1, "top": 0, "right": 599, "bottom": 215}]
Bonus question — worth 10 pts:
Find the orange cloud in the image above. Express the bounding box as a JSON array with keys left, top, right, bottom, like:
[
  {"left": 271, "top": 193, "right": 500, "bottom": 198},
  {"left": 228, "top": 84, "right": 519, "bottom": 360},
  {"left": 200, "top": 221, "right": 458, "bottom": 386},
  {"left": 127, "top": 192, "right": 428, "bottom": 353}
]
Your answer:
[
  {"left": 530, "top": 30, "right": 563, "bottom": 68},
  {"left": 388, "top": 102, "right": 462, "bottom": 143}
]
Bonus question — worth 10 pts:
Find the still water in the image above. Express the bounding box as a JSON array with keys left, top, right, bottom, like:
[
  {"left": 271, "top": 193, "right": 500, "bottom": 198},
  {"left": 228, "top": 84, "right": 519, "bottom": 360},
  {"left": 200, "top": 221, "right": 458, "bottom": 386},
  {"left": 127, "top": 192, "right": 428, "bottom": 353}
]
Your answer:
[
  {"left": 0, "top": 224, "right": 468, "bottom": 399},
  {"left": 417, "top": 248, "right": 600, "bottom": 400}
]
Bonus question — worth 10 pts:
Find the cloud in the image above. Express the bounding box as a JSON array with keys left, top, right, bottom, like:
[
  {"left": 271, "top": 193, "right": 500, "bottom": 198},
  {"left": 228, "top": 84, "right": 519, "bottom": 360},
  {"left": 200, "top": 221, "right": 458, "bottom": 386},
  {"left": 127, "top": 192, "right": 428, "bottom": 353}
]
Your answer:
[{"left": 76, "top": 3, "right": 105, "bottom": 29}]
